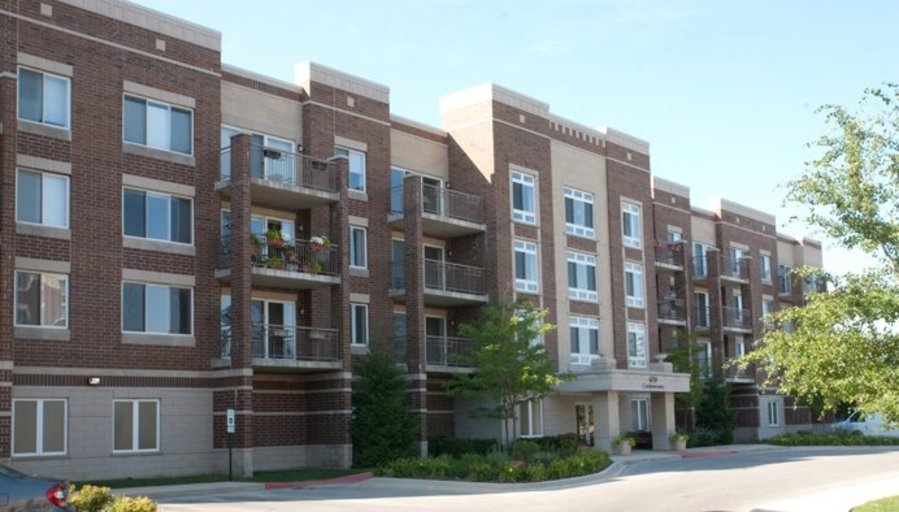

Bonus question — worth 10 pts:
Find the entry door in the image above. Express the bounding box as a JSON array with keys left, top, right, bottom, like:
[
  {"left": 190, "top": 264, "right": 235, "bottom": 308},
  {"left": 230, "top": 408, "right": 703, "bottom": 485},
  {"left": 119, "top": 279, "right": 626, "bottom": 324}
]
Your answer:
[
  {"left": 576, "top": 404, "right": 595, "bottom": 446},
  {"left": 424, "top": 246, "right": 445, "bottom": 290},
  {"left": 421, "top": 176, "right": 443, "bottom": 215},
  {"left": 425, "top": 316, "right": 446, "bottom": 365}
]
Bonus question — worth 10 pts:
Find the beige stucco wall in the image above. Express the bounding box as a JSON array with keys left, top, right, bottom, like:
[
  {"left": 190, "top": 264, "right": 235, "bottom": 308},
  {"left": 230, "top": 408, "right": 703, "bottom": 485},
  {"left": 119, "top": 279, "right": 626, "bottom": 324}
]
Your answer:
[
  {"left": 691, "top": 216, "right": 716, "bottom": 246},
  {"left": 801, "top": 244, "right": 823, "bottom": 267},
  {"left": 550, "top": 140, "right": 612, "bottom": 372},
  {"left": 777, "top": 240, "right": 796, "bottom": 266},
  {"left": 222, "top": 82, "right": 303, "bottom": 144},
  {"left": 391, "top": 129, "right": 449, "bottom": 179}
]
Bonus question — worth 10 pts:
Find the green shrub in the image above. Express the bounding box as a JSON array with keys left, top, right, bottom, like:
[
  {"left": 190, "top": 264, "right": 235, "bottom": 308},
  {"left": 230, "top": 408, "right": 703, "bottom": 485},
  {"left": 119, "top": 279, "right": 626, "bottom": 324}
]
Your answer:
[
  {"left": 510, "top": 440, "right": 541, "bottom": 462},
  {"left": 524, "top": 463, "right": 548, "bottom": 482},
  {"left": 106, "top": 496, "right": 157, "bottom": 512},
  {"left": 533, "top": 434, "right": 579, "bottom": 457},
  {"left": 688, "top": 426, "right": 721, "bottom": 447},
  {"left": 497, "top": 463, "right": 525, "bottom": 483},
  {"left": 69, "top": 484, "right": 114, "bottom": 512},
  {"left": 428, "top": 437, "right": 498, "bottom": 458},
  {"left": 768, "top": 429, "right": 899, "bottom": 446},
  {"left": 466, "top": 461, "right": 497, "bottom": 481}
]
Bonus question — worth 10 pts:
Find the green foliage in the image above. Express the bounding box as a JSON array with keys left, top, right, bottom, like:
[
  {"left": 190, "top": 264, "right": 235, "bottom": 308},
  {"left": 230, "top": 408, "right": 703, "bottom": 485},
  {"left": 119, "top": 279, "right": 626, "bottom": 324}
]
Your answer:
[
  {"left": 428, "top": 437, "right": 499, "bottom": 458},
  {"left": 687, "top": 426, "right": 721, "bottom": 447},
  {"left": 768, "top": 429, "right": 899, "bottom": 446},
  {"left": 510, "top": 439, "right": 541, "bottom": 462},
  {"left": 613, "top": 435, "right": 636, "bottom": 447},
  {"left": 693, "top": 379, "right": 735, "bottom": 445},
  {"left": 532, "top": 433, "right": 579, "bottom": 457},
  {"left": 854, "top": 494, "right": 899, "bottom": 512},
  {"left": 105, "top": 496, "right": 157, "bottom": 512},
  {"left": 377, "top": 450, "right": 610, "bottom": 482},
  {"left": 739, "top": 83, "right": 899, "bottom": 424},
  {"left": 445, "top": 299, "right": 572, "bottom": 444},
  {"left": 351, "top": 344, "right": 419, "bottom": 467},
  {"left": 69, "top": 484, "right": 114, "bottom": 512}
]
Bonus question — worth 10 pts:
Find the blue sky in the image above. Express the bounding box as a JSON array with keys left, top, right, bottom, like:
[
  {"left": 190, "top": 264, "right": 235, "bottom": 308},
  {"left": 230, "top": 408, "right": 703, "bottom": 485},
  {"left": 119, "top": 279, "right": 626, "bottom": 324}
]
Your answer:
[{"left": 133, "top": 0, "right": 897, "bottom": 273}]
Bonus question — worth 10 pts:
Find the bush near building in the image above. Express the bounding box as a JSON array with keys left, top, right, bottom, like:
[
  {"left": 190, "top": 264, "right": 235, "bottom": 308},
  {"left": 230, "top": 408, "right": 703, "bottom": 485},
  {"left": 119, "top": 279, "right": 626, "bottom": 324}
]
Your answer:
[{"left": 768, "top": 429, "right": 899, "bottom": 446}]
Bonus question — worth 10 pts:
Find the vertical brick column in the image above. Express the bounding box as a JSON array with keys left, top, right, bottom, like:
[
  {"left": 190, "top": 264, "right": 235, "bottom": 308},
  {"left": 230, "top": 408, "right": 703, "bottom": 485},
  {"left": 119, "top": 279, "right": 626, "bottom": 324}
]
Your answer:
[
  {"left": 402, "top": 176, "right": 428, "bottom": 455},
  {"left": 330, "top": 156, "right": 351, "bottom": 369},
  {"left": 0, "top": 71, "right": 16, "bottom": 459},
  {"left": 706, "top": 249, "right": 725, "bottom": 375}
]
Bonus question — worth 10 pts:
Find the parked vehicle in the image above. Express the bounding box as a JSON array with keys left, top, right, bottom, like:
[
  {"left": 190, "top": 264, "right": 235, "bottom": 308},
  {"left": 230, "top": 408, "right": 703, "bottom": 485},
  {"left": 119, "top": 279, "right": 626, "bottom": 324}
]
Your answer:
[
  {"left": 833, "top": 412, "right": 899, "bottom": 437},
  {"left": 0, "top": 463, "right": 71, "bottom": 511}
]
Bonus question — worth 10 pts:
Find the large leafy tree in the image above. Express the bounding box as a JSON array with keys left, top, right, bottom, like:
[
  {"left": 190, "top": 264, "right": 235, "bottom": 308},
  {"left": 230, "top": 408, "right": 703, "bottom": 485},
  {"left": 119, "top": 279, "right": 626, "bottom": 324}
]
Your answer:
[
  {"left": 446, "top": 299, "right": 571, "bottom": 444},
  {"left": 741, "top": 83, "right": 899, "bottom": 423}
]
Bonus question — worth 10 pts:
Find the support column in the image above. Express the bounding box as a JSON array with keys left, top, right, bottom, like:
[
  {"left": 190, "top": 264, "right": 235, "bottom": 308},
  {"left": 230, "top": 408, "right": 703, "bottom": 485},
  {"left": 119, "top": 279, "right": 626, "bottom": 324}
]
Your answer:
[
  {"left": 403, "top": 176, "right": 428, "bottom": 456},
  {"left": 651, "top": 392, "right": 675, "bottom": 451},
  {"left": 706, "top": 249, "right": 725, "bottom": 375},
  {"left": 593, "top": 391, "right": 620, "bottom": 452}
]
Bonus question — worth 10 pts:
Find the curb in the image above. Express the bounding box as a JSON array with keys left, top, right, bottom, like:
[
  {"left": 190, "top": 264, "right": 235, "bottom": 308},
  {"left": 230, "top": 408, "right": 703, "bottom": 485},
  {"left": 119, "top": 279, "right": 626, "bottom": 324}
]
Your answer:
[{"left": 264, "top": 472, "right": 373, "bottom": 490}]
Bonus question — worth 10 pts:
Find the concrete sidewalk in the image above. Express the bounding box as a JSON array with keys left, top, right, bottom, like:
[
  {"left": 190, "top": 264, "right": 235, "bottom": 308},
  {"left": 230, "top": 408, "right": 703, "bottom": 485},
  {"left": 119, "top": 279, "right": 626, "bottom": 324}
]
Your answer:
[{"left": 610, "top": 442, "right": 781, "bottom": 464}]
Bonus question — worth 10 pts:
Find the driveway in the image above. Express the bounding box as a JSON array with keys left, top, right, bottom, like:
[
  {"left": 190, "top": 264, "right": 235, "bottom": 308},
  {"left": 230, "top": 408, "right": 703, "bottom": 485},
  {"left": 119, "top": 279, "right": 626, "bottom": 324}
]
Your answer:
[{"left": 159, "top": 446, "right": 899, "bottom": 512}]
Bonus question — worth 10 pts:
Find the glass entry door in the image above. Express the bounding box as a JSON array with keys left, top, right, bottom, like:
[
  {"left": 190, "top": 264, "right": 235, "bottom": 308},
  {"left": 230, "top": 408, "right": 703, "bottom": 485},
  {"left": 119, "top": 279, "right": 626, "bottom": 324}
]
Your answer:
[
  {"left": 424, "top": 246, "right": 445, "bottom": 290},
  {"left": 576, "top": 404, "right": 595, "bottom": 446}
]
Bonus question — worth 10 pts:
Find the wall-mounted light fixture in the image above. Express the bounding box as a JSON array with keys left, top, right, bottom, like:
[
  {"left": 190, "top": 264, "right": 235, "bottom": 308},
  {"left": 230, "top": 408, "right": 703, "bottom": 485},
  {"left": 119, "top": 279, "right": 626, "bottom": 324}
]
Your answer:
[{"left": 88, "top": 377, "right": 101, "bottom": 386}]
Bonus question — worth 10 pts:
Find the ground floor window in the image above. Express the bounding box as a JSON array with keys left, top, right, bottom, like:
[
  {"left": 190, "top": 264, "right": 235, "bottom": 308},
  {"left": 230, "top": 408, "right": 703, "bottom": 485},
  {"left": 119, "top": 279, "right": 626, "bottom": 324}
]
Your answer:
[
  {"left": 631, "top": 398, "right": 649, "bottom": 431},
  {"left": 767, "top": 400, "right": 780, "bottom": 427},
  {"left": 519, "top": 398, "right": 543, "bottom": 438},
  {"left": 13, "top": 399, "right": 66, "bottom": 456},
  {"left": 113, "top": 399, "right": 159, "bottom": 453}
]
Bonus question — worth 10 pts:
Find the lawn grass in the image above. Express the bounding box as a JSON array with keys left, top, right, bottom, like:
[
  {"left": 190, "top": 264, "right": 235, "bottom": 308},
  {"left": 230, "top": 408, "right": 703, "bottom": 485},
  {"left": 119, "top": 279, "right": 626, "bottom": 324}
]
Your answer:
[
  {"left": 854, "top": 495, "right": 899, "bottom": 512},
  {"left": 78, "top": 467, "right": 366, "bottom": 489}
]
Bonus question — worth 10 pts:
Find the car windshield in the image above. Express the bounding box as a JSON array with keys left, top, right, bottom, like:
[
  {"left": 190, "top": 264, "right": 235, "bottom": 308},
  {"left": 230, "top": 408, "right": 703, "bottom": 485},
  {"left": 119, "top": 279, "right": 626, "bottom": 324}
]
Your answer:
[{"left": 0, "top": 463, "right": 27, "bottom": 477}]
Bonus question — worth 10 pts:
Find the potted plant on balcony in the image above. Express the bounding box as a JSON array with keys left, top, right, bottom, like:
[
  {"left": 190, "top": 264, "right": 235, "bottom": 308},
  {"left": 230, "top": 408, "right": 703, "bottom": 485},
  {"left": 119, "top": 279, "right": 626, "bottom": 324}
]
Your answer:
[
  {"left": 266, "top": 228, "right": 284, "bottom": 247},
  {"left": 310, "top": 234, "right": 331, "bottom": 252},
  {"left": 267, "top": 255, "right": 285, "bottom": 270},
  {"left": 669, "top": 431, "right": 689, "bottom": 451},
  {"left": 613, "top": 435, "right": 636, "bottom": 455}
]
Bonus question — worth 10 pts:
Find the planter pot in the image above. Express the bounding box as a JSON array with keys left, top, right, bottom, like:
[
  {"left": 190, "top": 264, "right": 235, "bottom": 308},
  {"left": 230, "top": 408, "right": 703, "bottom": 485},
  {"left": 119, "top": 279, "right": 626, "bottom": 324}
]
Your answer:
[
  {"left": 673, "top": 438, "right": 687, "bottom": 451},
  {"left": 617, "top": 442, "right": 632, "bottom": 456}
]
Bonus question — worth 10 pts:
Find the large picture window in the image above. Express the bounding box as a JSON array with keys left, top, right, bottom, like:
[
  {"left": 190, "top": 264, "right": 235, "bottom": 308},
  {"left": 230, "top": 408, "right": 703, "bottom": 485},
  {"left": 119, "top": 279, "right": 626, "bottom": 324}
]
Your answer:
[
  {"left": 123, "top": 189, "right": 192, "bottom": 244},
  {"left": 13, "top": 399, "right": 67, "bottom": 456},
  {"left": 124, "top": 95, "right": 193, "bottom": 155},
  {"left": 122, "top": 282, "right": 192, "bottom": 335}
]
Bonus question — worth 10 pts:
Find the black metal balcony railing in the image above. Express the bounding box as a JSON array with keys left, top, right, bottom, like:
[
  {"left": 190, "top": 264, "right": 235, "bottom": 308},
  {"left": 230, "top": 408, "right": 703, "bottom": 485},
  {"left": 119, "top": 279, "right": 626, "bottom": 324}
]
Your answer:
[
  {"left": 390, "top": 184, "right": 484, "bottom": 224},
  {"left": 722, "top": 307, "right": 753, "bottom": 330},
  {"left": 220, "top": 145, "right": 338, "bottom": 193},
  {"left": 721, "top": 255, "right": 749, "bottom": 280},
  {"left": 693, "top": 306, "right": 711, "bottom": 329},
  {"left": 655, "top": 242, "right": 684, "bottom": 267},
  {"left": 424, "top": 259, "right": 486, "bottom": 295},
  {"left": 220, "top": 325, "right": 339, "bottom": 362},
  {"left": 657, "top": 299, "right": 686, "bottom": 321},
  {"left": 426, "top": 336, "right": 473, "bottom": 367},
  {"left": 218, "top": 236, "right": 339, "bottom": 276}
]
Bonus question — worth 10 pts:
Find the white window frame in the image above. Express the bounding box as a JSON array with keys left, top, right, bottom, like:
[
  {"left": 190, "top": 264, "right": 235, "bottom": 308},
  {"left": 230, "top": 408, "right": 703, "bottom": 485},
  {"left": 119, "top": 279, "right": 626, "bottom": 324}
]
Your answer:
[
  {"left": 121, "top": 282, "right": 194, "bottom": 336},
  {"left": 564, "top": 187, "right": 595, "bottom": 239},
  {"left": 514, "top": 240, "right": 539, "bottom": 293},
  {"left": 693, "top": 242, "right": 711, "bottom": 277},
  {"left": 626, "top": 322, "right": 647, "bottom": 369},
  {"left": 624, "top": 262, "right": 644, "bottom": 308},
  {"left": 14, "top": 270, "right": 69, "bottom": 328},
  {"left": 694, "top": 290, "right": 710, "bottom": 328},
  {"left": 122, "top": 94, "right": 194, "bottom": 155},
  {"left": 122, "top": 188, "right": 194, "bottom": 245},
  {"left": 112, "top": 399, "right": 160, "bottom": 453},
  {"left": 511, "top": 170, "right": 537, "bottom": 225},
  {"left": 15, "top": 169, "right": 70, "bottom": 229},
  {"left": 734, "top": 336, "right": 746, "bottom": 358},
  {"left": 621, "top": 201, "right": 642, "bottom": 249},
  {"left": 567, "top": 251, "right": 598, "bottom": 302},
  {"left": 519, "top": 398, "right": 544, "bottom": 438},
  {"left": 336, "top": 147, "right": 366, "bottom": 192},
  {"left": 767, "top": 400, "right": 780, "bottom": 427},
  {"left": 761, "top": 254, "right": 772, "bottom": 282},
  {"left": 351, "top": 303, "right": 369, "bottom": 346},
  {"left": 697, "top": 340, "right": 712, "bottom": 378},
  {"left": 12, "top": 399, "right": 67, "bottom": 457},
  {"left": 570, "top": 316, "right": 600, "bottom": 365},
  {"left": 349, "top": 226, "right": 368, "bottom": 269},
  {"left": 17, "top": 66, "right": 71, "bottom": 130},
  {"left": 631, "top": 399, "right": 649, "bottom": 431}
]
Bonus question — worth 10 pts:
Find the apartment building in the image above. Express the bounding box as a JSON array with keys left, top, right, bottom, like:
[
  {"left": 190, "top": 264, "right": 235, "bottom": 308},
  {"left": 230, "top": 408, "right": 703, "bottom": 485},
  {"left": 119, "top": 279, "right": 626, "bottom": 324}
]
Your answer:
[{"left": 0, "top": 0, "right": 822, "bottom": 480}]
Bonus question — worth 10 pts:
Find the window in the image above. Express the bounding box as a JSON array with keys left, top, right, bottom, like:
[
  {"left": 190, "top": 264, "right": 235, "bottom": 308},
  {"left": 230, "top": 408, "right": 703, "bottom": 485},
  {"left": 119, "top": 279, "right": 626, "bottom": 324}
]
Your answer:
[
  {"left": 803, "top": 276, "right": 819, "bottom": 295},
  {"left": 631, "top": 399, "right": 649, "bottom": 431},
  {"left": 570, "top": 317, "right": 600, "bottom": 364},
  {"left": 13, "top": 399, "right": 66, "bottom": 456},
  {"left": 15, "top": 271, "right": 68, "bottom": 328},
  {"left": 514, "top": 240, "right": 539, "bottom": 293},
  {"left": 123, "top": 189, "right": 192, "bottom": 244},
  {"left": 564, "top": 188, "right": 594, "bottom": 238},
  {"left": 621, "top": 202, "right": 641, "bottom": 249},
  {"left": 519, "top": 399, "right": 543, "bottom": 438},
  {"left": 511, "top": 171, "right": 536, "bottom": 224},
  {"left": 18, "top": 67, "right": 70, "bottom": 129},
  {"left": 336, "top": 147, "right": 366, "bottom": 192},
  {"left": 16, "top": 170, "right": 69, "bottom": 228},
  {"left": 123, "top": 95, "right": 193, "bottom": 154},
  {"left": 351, "top": 303, "right": 369, "bottom": 346},
  {"left": 693, "top": 242, "right": 711, "bottom": 277},
  {"left": 113, "top": 400, "right": 159, "bottom": 453},
  {"left": 567, "top": 252, "right": 597, "bottom": 302},
  {"left": 734, "top": 336, "right": 746, "bottom": 358},
  {"left": 697, "top": 341, "right": 712, "bottom": 378},
  {"left": 694, "top": 291, "right": 710, "bottom": 328},
  {"left": 762, "top": 297, "right": 776, "bottom": 325},
  {"left": 122, "top": 283, "right": 192, "bottom": 335},
  {"left": 626, "top": 322, "right": 646, "bottom": 369},
  {"left": 667, "top": 231, "right": 682, "bottom": 242},
  {"left": 728, "top": 247, "right": 746, "bottom": 277},
  {"left": 349, "top": 226, "right": 367, "bottom": 269},
  {"left": 624, "top": 262, "right": 644, "bottom": 308},
  {"left": 767, "top": 400, "right": 780, "bottom": 427},
  {"left": 760, "top": 254, "right": 772, "bottom": 282},
  {"left": 778, "top": 265, "right": 793, "bottom": 295}
]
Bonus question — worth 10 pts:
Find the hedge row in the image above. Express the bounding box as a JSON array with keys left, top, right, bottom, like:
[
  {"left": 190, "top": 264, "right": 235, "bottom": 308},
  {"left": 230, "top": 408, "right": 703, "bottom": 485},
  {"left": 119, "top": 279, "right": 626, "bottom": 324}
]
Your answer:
[{"left": 768, "top": 429, "right": 899, "bottom": 446}]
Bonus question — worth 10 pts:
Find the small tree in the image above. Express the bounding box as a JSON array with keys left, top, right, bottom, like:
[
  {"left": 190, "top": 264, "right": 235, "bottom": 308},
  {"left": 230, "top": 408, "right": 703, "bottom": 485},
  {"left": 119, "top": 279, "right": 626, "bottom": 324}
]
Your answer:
[
  {"left": 694, "top": 378, "right": 735, "bottom": 445},
  {"left": 664, "top": 330, "right": 704, "bottom": 429},
  {"left": 445, "top": 299, "right": 572, "bottom": 445},
  {"left": 351, "top": 344, "right": 418, "bottom": 467}
]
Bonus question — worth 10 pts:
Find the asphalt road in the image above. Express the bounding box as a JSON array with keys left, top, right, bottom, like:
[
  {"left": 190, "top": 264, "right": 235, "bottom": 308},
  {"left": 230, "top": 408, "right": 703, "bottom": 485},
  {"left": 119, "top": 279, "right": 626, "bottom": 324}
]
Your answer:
[{"left": 160, "top": 447, "right": 899, "bottom": 512}]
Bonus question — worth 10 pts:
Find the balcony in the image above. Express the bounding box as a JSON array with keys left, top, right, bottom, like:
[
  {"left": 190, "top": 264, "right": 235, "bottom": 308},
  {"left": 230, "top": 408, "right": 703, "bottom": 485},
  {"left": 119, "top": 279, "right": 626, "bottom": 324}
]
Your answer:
[
  {"left": 722, "top": 307, "right": 753, "bottom": 332},
  {"left": 216, "top": 236, "right": 340, "bottom": 289},
  {"left": 654, "top": 242, "right": 685, "bottom": 269},
  {"left": 657, "top": 299, "right": 686, "bottom": 324},
  {"left": 217, "top": 145, "right": 339, "bottom": 210},
  {"left": 720, "top": 255, "right": 749, "bottom": 281},
  {"left": 390, "top": 259, "right": 488, "bottom": 306},
  {"left": 426, "top": 336, "right": 475, "bottom": 370},
  {"left": 388, "top": 184, "right": 486, "bottom": 238},
  {"left": 220, "top": 325, "right": 340, "bottom": 371},
  {"left": 725, "top": 365, "right": 755, "bottom": 383}
]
